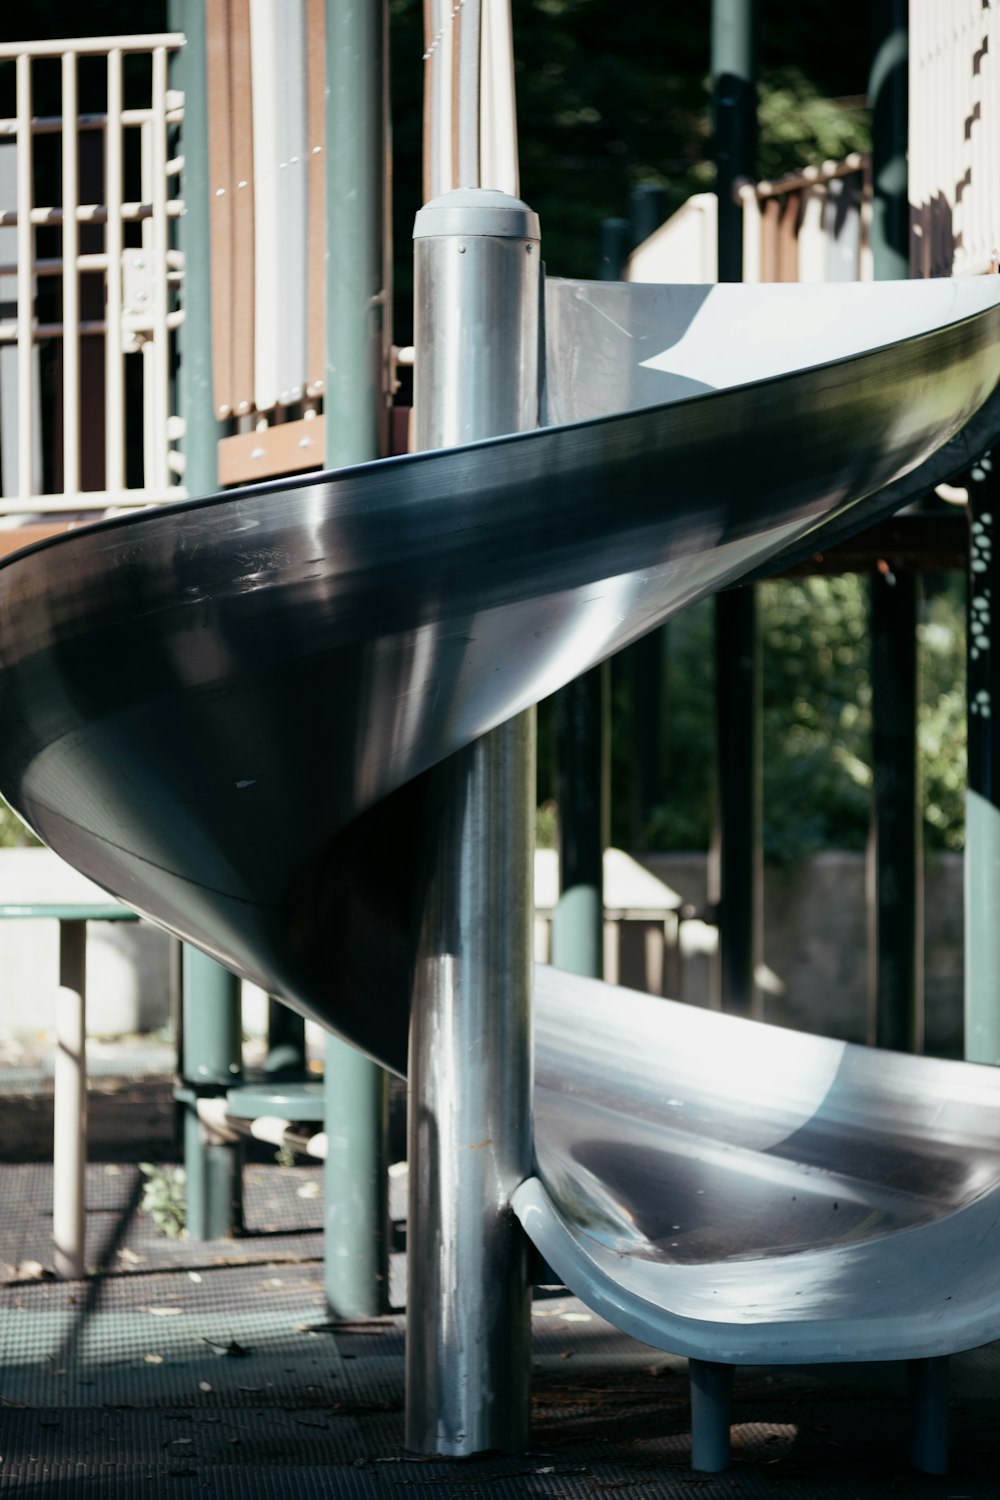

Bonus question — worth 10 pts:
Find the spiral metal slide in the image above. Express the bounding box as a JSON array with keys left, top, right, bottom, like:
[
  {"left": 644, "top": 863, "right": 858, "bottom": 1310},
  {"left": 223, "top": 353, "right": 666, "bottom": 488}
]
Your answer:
[{"left": 2, "top": 276, "right": 1000, "bottom": 1393}]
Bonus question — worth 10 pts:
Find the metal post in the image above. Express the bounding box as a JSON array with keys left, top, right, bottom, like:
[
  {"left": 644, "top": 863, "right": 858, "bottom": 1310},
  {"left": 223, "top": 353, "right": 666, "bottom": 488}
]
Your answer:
[
  {"left": 627, "top": 186, "right": 670, "bottom": 853},
  {"left": 406, "top": 189, "right": 538, "bottom": 1456},
  {"left": 867, "top": 4, "right": 920, "bottom": 1053},
  {"left": 321, "top": 0, "right": 392, "bottom": 1320},
  {"left": 552, "top": 662, "right": 609, "bottom": 978},
  {"left": 908, "top": 1355, "right": 949, "bottom": 1475},
  {"left": 630, "top": 183, "right": 667, "bottom": 250},
  {"left": 868, "top": 567, "right": 922, "bottom": 1052},
  {"left": 265, "top": 997, "right": 307, "bottom": 1079},
  {"left": 689, "top": 1358, "right": 734, "bottom": 1472},
  {"left": 168, "top": 0, "right": 220, "bottom": 497},
  {"left": 711, "top": 0, "right": 756, "bottom": 284},
  {"left": 598, "top": 217, "right": 630, "bottom": 281},
  {"left": 711, "top": 0, "right": 759, "bottom": 1016},
  {"left": 170, "top": 0, "right": 244, "bottom": 1238},
  {"left": 869, "top": 0, "right": 909, "bottom": 282},
  {"left": 966, "top": 453, "right": 1000, "bottom": 1063},
  {"left": 551, "top": 204, "right": 617, "bottom": 978},
  {"left": 181, "top": 946, "right": 244, "bottom": 1239},
  {"left": 53, "top": 920, "right": 87, "bottom": 1279}
]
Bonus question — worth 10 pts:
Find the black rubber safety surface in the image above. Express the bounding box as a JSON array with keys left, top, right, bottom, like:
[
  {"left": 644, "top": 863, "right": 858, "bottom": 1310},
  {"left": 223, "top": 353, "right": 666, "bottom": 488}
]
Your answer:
[{"left": 2, "top": 1158, "right": 999, "bottom": 1497}]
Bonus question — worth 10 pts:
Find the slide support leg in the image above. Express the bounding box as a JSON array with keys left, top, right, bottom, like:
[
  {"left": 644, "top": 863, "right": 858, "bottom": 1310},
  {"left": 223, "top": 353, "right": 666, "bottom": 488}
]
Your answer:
[
  {"left": 689, "top": 1359, "right": 733, "bottom": 1473},
  {"left": 909, "top": 1356, "right": 949, "bottom": 1475}
]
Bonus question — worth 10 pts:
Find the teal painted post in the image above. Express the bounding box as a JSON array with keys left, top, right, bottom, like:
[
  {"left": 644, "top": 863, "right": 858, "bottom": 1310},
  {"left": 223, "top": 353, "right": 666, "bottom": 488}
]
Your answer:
[
  {"left": 322, "top": 0, "right": 390, "bottom": 1317},
  {"left": 169, "top": 0, "right": 220, "bottom": 499},
  {"left": 181, "top": 946, "right": 244, "bottom": 1239},
  {"left": 265, "top": 997, "right": 307, "bottom": 1079},
  {"left": 711, "top": 0, "right": 759, "bottom": 1016},
  {"left": 552, "top": 662, "right": 609, "bottom": 979},
  {"left": 966, "top": 453, "right": 1000, "bottom": 1064},
  {"left": 867, "top": 2, "right": 921, "bottom": 1053},
  {"left": 869, "top": 0, "right": 910, "bottom": 282},
  {"left": 170, "top": 0, "right": 244, "bottom": 1237},
  {"left": 550, "top": 217, "right": 625, "bottom": 979}
]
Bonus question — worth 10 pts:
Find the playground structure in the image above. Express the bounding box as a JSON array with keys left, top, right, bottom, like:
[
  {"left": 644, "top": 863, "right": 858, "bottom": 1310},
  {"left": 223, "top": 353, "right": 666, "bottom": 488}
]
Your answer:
[{"left": 2, "top": 0, "right": 1000, "bottom": 1483}]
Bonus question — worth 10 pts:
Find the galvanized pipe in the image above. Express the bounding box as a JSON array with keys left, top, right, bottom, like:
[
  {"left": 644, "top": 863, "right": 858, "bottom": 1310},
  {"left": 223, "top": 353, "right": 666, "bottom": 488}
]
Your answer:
[{"left": 406, "top": 189, "right": 539, "bottom": 1456}]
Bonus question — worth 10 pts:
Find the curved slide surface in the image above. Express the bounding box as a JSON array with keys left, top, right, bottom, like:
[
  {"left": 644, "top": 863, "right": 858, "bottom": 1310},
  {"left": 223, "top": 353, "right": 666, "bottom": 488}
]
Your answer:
[{"left": 1, "top": 278, "right": 1000, "bottom": 1363}]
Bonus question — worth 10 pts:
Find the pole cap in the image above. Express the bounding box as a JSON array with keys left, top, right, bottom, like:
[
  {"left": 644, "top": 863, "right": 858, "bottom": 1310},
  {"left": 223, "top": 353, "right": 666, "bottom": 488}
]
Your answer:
[{"left": 413, "top": 188, "right": 540, "bottom": 241}]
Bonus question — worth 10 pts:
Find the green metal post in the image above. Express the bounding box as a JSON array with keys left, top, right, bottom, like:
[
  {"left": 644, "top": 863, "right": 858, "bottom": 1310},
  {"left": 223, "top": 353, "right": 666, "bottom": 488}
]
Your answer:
[
  {"left": 181, "top": 946, "right": 244, "bottom": 1239},
  {"left": 322, "top": 0, "right": 390, "bottom": 1317},
  {"left": 550, "top": 213, "right": 632, "bottom": 977},
  {"left": 169, "top": 0, "right": 220, "bottom": 498},
  {"left": 265, "top": 997, "right": 308, "bottom": 1079},
  {"left": 630, "top": 183, "right": 667, "bottom": 250},
  {"left": 869, "top": 0, "right": 910, "bottom": 282},
  {"left": 552, "top": 662, "right": 609, "bottom": 978},
  {"left": 867, "top": 2, "right": 921, "bottom": 1052},
  {"left": 966, "top": 453, "right": 1000, "bottom": 1064},
  {"left": 711, "top": 0, "right": 759, "bottom": 1015},
  {"left": 628, "top": 185, "right": 669, "bottom": 851},
  {"left": 868, "top": 567, "right": 922, "bottom": 1051},
  {"left": 711, "top": 0, "right": 756, "bottom": 284},
  {"left": 170, "top": 0, "right": 244, "bottom": 1237}
]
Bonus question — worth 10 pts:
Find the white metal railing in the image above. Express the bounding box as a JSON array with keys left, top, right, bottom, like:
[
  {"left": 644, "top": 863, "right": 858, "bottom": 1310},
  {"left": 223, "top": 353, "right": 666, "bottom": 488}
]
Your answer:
[
  {"left": 0, "top": 34, "right": 186, "bottom": 515},
  {"left": 627, "top": 158, "right": 871, "bottom": 287},
  {"left": 910, "top": 0, "right": 1000, "bottom": 279}
]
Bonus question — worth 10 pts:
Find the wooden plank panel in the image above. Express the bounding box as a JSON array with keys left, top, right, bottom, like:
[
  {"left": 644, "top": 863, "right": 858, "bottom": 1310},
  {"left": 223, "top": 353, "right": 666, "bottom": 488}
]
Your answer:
[
  {"left": 760, "top": 196, "right": 781, "bottom": 283},
  {"left": 205, "top": 0, "right": 234, "bottom": 418},
  {"left": 274, "top": 0, "right": 308, "bottom": 406},
  {"left": 778, "top": 190, "right": 800, "bottom": 282},
  {"left": 305, "top": 0, "right": 325, "bottom": 396},
  {"left": 217, "top": 414, "right": 325, "bottom": 485},
  {"left": 249, "top": 0, "right": 279, "bottom": 413},
  {"left": 229, "top": 0, "right": 256, "bottom": 416}
]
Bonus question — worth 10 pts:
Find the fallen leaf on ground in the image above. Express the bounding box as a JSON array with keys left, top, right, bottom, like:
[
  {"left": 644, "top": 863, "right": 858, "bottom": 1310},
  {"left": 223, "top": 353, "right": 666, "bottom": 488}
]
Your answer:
[{"left": 201, "top": 1338, "right": 252, "bottom": 1358}]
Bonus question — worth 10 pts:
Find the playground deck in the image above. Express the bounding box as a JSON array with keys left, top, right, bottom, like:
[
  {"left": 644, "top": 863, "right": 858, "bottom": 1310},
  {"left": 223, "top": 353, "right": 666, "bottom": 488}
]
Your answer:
[{"left": 0, "top": 1085, "right": 998, "bottom": 1499}]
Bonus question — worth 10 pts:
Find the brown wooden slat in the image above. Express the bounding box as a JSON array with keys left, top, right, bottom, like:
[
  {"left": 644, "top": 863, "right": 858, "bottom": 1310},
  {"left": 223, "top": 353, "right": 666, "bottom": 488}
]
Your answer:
[
  {"left": 305, "top": 0, "right": 325, "bottom": 396},
  {"left": 761, "top": 196, "right": 781, "bottom": 282},
  {"left": 229, "top": 0, "right": 256, "bottom": 416},
  {"left": 218, "top": 415, "right": 325, "bottom": 485},
  {"left": 777, "top": 189, "right": 800, "bottom": 282},
  {"left": 205, "top": 0, "right": 234, "bottom": 417}
]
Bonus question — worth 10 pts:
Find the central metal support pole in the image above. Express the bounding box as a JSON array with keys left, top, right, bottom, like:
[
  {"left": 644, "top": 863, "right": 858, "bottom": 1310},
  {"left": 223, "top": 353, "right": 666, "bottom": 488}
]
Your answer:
[{"left": 407, "top": 189, "right": 539, "bottom": 1456}]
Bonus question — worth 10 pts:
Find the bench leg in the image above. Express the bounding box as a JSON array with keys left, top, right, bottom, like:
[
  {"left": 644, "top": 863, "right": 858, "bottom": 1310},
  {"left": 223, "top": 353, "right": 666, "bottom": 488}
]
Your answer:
[
  {"left": 689, "top": 1359, "right": 733, "bottom": 1472},
  {"left": 53, "top": 920, "right": 87, "bottom": 1279},
  {"left": 909, "top": 1355, "right": 949, "bottom": 1475}
]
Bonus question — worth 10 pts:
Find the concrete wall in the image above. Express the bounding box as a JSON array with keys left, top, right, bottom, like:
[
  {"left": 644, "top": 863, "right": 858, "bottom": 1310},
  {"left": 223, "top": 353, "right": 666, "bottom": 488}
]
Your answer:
[{"left": 644, "top": 851, "right": 965, "bottom": 1055}]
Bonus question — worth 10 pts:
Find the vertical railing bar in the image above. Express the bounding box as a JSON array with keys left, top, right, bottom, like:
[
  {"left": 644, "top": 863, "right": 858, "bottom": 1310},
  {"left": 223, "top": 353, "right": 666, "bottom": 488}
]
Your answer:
[
  {"left": 15, "top": 53, "right": 34, "bottom": 500},
  {"left": 61, "top": 50, "right": 80, "bottom": 500},
  {"left": 140, "top": 115, "right": 156, "bottom": 487},
  {"left": 151, "top": 47, "right": 170, "bottom": 493},
  {"left": 105, "top": 49, "right": 125, "bottom": 498}
]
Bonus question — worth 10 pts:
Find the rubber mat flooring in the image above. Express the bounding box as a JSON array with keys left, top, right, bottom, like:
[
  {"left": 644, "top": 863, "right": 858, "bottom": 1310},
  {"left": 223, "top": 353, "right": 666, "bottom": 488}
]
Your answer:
[{"left": 2, "top": 1158, "right": 999, "bottom": 1496}]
